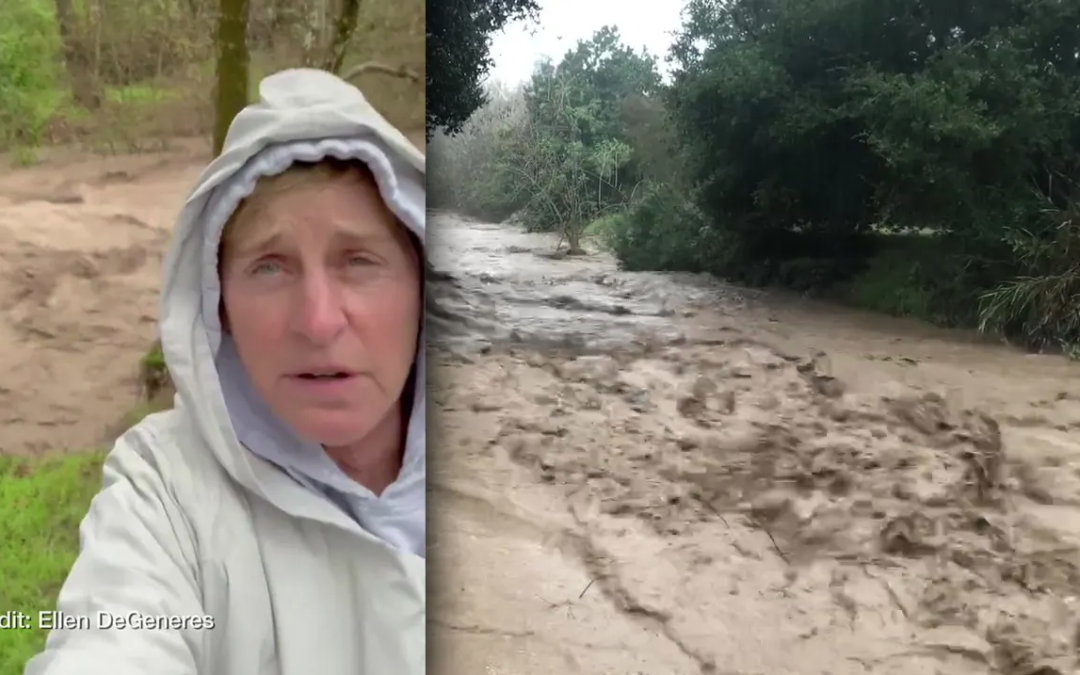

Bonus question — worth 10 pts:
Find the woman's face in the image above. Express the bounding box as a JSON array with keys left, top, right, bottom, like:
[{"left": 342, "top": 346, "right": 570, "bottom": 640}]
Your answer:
[{"left": 219, "top": 172, "right": 421, "bottom": 448}]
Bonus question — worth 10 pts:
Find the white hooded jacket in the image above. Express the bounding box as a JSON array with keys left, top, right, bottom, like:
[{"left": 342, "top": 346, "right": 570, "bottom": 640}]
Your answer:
[{"left": 22, "top": 69, "right": 425, "bottom": 675}]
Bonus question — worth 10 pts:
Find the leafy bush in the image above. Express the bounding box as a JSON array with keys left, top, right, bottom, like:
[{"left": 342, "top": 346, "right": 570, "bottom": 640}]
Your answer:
[
  {"left": 0, "top": 0, "right": 62, "bottom": 145},
  {"left": 606, "top": 182, "right": 721, "bottom": 273},
  {"left": 978, "top": 199, "right": 1080, "bottom": 350}
]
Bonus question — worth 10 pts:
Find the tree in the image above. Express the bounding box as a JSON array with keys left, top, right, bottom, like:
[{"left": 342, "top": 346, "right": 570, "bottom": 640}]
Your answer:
[
  {"left": 429, "top": 26, "right": 660, "bottom": 250},
  {"left": 532, "top": 26, "right": 660, "bottom": 145},
  {"left": 427, "top": 82, "right": 530, "bottom": 218},
  {"left": 668, "top": 0, "right": 1080, "bottom": 244},
  {"left": 322, "top": 0, "right": 362, "bottom": 75},
  {"left": 493, "top": 29, "right": 650, "bottom": 251},
  {"left": 661, "top": 0, "right": 1080, "bottom": 342},
  {"left": 426, "top": 0, "right": 539, "bottom": 136},
  {"left": 213, "top": 0, "right": 251, "bottom": 155},
  {"left": 54, "top": 0, "right": 101, "bottom": 109},
  {"left": 524, "top": 27, "right": 660, "bottom": 198}
]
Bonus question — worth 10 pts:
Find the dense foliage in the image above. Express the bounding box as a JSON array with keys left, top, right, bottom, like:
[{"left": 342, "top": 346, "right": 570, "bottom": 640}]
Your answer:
[
  {"left": 426, "top": 0, "right": 539, "bottom": 136},
  {"left": 430, "top": 0, "right": 1080, "bottom": 352},
  {"left": 1, "top": 0, "right": 423, "bottom": 154}
]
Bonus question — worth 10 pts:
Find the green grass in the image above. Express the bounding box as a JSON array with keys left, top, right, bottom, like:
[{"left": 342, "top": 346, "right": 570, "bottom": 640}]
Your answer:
[
  {"left": 140, "top": 342, "right": 165, "bottom": 372},
  {"left": 844, "top": 233, "right": 983, "bottom": 327},
  {"left": 0, "top": 451, "right": 105, "bottom": 674},
  {"left": 0, "top": 346, "right": 169, "bottom": 674},
  {"left": 846, "top": 244, "right": 936, "bottom": 319},
  {"left": 105, "top": 83, "right": 183, "bottom": 105}
]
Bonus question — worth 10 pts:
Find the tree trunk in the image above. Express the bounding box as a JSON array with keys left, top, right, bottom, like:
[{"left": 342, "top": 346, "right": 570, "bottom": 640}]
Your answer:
[
  {"left": 53, "top": 0, "right": 102, "bottom": 109},
  {"left": 213, "top": 0, "right": 252, "bottom": 155},
  {"left": 321, "top": 0, "right": 361, "bottom": 75},
  {"left": 298, "top": 0, "right": 322, "bottom": 66},
  {"left": 565, "top": 225, "right": 586, "bottom": 256}
]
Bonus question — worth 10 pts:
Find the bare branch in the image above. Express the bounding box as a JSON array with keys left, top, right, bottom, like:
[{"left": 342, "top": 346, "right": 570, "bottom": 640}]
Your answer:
[
  {"left": 343, "top": 61, "right": 422, "bottom": 84},
  {"left": 322, "top": 0, "right": 362, "bottom": 75}
]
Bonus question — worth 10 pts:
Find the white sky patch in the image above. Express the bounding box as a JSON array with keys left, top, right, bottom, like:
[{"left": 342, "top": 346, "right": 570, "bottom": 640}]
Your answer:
[{"left": 487, "top": 0, "right": 687, "bottom": 87}]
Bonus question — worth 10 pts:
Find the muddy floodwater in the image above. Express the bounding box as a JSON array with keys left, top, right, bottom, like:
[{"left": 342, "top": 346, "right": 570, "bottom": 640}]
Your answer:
[
  {"left": 428, "top": 211, "right": 1080, "bottom": 675},
  {"left": 4, "top": 148, "right": 1080, "bottom": 674}
]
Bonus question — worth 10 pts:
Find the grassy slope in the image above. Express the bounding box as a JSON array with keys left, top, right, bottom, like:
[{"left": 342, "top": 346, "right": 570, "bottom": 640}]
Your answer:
[{"left": 0, "top": 452, "right": 106, "bottom": 673}]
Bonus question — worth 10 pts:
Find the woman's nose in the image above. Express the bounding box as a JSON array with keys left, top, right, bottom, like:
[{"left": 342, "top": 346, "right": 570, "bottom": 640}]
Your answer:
[{"left": 292, "top": 270, "right": 348, "bottom": 344}]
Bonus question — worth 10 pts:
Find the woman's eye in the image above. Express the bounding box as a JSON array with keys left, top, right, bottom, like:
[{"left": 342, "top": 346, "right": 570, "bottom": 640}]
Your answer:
[
  {"left": 348, "top": 255, "right": 375, "bottom": 267},
  {"left": 250, "top": 260, "right": 282, "bottom": 275}
]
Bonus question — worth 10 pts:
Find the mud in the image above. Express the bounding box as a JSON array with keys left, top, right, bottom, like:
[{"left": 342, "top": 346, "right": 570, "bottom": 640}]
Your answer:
[
  {"left": 0, "top": 143, "right": 207, "bottom": 454},
  {"left": 428, "top": 213, "right": 1080, "bottom": 675}
]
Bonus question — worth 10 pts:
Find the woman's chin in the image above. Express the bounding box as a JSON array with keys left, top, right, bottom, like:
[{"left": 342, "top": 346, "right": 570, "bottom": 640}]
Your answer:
[{"left": 290, "top": 413, "right": 373, "bottom": 449}]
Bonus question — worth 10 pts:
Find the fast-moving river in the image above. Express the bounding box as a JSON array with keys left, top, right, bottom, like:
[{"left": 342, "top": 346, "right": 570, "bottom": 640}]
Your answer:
[{"left": 428, "top": 211, "right": 1080, "bottom": 675}]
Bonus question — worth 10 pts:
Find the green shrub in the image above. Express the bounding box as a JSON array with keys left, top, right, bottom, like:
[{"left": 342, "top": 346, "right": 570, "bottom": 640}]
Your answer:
[
  {"left": 977, "top": 202, "right": 1080, "bottom": 350},
  {"left": 606, "top": 183, "right": 722, "bottom": 273},
  {"left": 0, "top": 0, "right": 62, "bottom": 146},
  {"left": 846, "top": 233, "right": 988, "bottom": 326}
]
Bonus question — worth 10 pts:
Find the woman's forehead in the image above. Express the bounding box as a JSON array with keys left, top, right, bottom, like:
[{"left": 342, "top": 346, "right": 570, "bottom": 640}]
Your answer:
[
  {"left": 225, "top": 172, "right": 397, "bottom": 245},
  {"left": 223, "top": 196, "right": 417, "bottom": 266}
]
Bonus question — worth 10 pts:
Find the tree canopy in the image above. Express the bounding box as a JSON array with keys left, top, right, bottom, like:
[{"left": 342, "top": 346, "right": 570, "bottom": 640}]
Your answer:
[
  {"left": 426, "top": 0, "right": 539, "bottom": 135},
  {"left": 431, "top": 0, "right": 1080, "bottom": 350}
]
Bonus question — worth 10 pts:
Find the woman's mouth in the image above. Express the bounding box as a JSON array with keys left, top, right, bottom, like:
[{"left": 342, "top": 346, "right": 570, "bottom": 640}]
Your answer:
[
  {"left": 286, "top": 370, "right": 360, "bottom": 397},
  {"left": 285, "top": 371, "right": 360, "bottom": 397},
  {"left": 296, "top": 372, "right": 352, "bottom": 380}
]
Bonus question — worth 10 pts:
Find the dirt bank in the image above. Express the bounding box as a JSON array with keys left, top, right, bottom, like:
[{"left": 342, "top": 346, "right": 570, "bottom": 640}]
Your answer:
[{"left": 429, "top": 213, "right": 1080, "bottom": 675}]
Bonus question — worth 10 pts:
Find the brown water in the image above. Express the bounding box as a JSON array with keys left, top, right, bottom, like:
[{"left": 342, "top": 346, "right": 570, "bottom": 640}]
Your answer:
[
  {"left": 0, "top": 145, "right": 206, "bottom": 454},
  {"left": 428, "top": 212, "right": 1080, "bottom": 675},
  {"left": 4, "top": 147, "right": 1080, "bottom": 673}
]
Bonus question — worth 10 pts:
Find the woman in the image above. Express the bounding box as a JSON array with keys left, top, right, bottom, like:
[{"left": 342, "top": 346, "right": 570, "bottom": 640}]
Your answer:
[{"left": 23, "top": 69, "right": 425, "bottom": 675}]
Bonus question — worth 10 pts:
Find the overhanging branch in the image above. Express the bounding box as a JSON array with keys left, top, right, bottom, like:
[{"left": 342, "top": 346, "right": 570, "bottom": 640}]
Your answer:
[{"left": 343, "top": 61, "right": 422, "bottom": 84}]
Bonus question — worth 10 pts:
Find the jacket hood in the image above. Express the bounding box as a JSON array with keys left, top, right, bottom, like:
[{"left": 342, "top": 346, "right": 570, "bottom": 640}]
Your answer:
[{"left": 158, "top": 68, "right": 425, "bottom": 543}]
